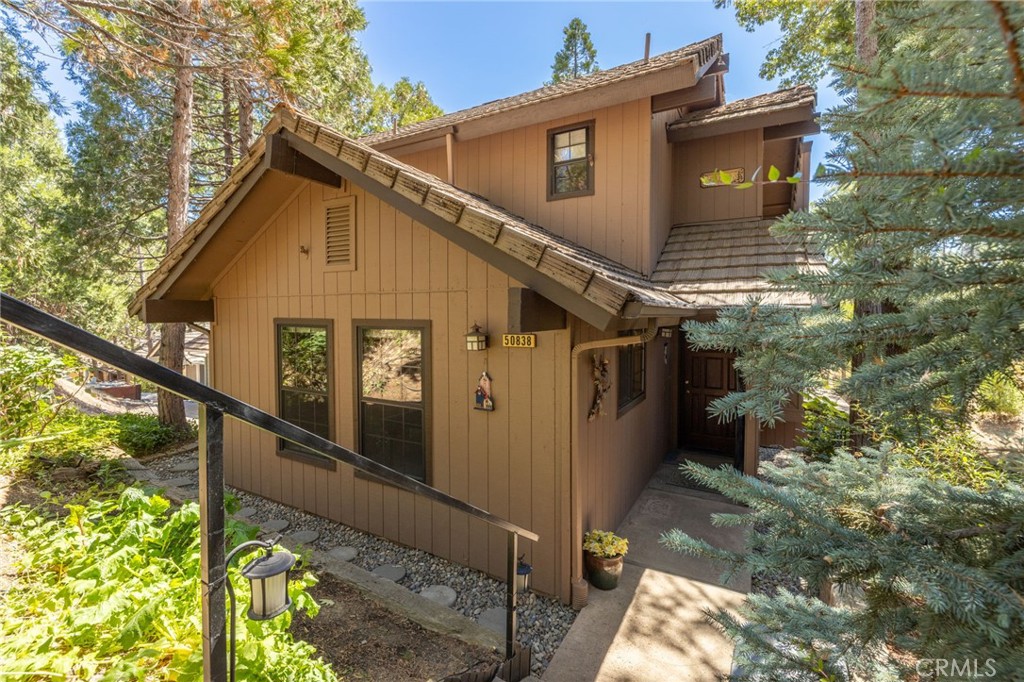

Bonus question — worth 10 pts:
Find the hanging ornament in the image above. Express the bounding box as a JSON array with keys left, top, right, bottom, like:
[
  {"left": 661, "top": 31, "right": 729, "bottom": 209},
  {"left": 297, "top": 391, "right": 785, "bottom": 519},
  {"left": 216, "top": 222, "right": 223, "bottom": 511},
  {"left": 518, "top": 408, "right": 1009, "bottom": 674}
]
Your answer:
[
  {"left": 587, "top": 354, "right": 611, "bottom": 422},
  {"left": 474, "top": 371, "right": 495, "bottom": 411}
]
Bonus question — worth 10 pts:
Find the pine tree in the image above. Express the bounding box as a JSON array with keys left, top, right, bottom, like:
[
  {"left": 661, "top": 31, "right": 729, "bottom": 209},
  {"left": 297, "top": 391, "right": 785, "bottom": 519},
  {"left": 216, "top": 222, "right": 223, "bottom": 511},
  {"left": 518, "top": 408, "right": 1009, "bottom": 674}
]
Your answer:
[
  {"left": 549, "top": 18, "right": 598, "bottom": 84},
  {"left": 663, "top": 2, "right": 1024, "bottom": 679}
]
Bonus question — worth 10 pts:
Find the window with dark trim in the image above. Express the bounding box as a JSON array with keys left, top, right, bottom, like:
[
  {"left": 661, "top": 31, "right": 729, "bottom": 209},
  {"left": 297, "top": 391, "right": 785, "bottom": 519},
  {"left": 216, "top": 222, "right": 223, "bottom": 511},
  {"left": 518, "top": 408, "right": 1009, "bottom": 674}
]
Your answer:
[
  {"left": 356, "top": 323, "right": 429, "bottom": 483},
  {"left": 617, "top": 342, "right": 646, "bottom": 413},
  {"left": 548, "top": 121, "right": 594, "bottom": 200},
  {"left": 276, "top": 320, "right": 335, "bottom": 468}
]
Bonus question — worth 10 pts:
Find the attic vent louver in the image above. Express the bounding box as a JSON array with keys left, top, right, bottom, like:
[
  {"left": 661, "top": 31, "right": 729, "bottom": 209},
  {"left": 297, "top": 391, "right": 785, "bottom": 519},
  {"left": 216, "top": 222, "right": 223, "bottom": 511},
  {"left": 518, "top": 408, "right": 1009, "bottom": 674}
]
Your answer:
[{"left": 325, "top": 197, "right": 355, "bottom": 269}]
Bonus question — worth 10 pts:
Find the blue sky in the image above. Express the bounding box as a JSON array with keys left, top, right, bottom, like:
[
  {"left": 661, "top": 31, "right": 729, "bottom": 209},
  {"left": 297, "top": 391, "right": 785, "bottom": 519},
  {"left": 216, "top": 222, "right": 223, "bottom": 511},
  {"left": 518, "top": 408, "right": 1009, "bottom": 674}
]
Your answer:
[{"left": 28, "top": 0, "right": 836, "bottom": 200}]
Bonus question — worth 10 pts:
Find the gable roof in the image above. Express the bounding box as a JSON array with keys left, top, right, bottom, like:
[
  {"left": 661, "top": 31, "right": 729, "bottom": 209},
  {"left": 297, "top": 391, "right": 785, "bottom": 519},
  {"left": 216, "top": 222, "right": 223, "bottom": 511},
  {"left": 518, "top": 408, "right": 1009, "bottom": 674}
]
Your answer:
[
  {"left": 668, "top": 84, "right": 816, "bottom": 132},
  {"left": 653, "top": 219, "right": 825, "bottom": 308},
  {"left": 362, "top": 34, "right": 723, "bottom": 148},
  {"left": 132, "top": 91, "right": 822, "bottom": 327}
]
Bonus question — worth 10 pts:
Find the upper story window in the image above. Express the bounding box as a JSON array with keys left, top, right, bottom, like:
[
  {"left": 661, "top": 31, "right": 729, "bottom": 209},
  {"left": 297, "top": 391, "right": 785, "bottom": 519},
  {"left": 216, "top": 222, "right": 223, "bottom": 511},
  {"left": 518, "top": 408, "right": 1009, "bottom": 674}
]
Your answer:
[
  {"left": 276, "top": 320, "right": 335, "bottom": 468},
  {"left": 548, "top": 121, "right": 594, "bottom": 200}
]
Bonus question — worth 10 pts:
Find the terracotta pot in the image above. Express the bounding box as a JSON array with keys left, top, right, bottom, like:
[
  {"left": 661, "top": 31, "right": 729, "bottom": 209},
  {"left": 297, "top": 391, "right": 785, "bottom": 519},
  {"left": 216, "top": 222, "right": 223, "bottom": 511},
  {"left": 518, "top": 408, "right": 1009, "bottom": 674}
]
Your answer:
[{"left": 584, "top": 551, "right": 624, "bottom": 590}]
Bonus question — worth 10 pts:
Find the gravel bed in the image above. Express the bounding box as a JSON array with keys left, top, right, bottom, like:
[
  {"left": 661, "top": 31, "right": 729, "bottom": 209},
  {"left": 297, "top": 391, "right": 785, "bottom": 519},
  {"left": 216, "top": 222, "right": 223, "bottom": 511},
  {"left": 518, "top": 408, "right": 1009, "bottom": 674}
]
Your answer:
[{"left": 142, "top": 450, "right": 575, "bottom": 675}]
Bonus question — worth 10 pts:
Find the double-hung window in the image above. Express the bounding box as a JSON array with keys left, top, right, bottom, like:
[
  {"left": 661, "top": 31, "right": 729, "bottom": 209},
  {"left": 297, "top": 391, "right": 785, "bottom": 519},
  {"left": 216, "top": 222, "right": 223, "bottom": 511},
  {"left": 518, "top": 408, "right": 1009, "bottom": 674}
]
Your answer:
[
  {"left": 276, "top": 321, "right": 334, "bottom": 467},
  {"left": 548, "top": 121, "right": 594, "bottom": 200}
]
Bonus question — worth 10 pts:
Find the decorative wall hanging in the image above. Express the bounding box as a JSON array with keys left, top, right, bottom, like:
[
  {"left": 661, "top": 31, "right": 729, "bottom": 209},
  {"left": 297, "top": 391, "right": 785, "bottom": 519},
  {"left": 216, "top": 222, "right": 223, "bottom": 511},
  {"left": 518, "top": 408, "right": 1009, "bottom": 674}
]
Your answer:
[
  {"left": 474, "top": 371, "right": 495, "bottom": 411},
  {"left": 587, "top": 354, "right": 611, "bottom": 422}
]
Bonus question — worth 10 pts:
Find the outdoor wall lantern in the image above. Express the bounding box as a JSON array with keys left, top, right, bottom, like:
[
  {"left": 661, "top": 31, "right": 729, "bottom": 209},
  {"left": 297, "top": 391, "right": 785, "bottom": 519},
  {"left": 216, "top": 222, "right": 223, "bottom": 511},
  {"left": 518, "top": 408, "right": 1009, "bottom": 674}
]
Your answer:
[
  {"left": 465, "top": 323, "right": 488, "bottom": 351},
  {"left": 225, "top": 536, "right": 296, "bottom": 682}
]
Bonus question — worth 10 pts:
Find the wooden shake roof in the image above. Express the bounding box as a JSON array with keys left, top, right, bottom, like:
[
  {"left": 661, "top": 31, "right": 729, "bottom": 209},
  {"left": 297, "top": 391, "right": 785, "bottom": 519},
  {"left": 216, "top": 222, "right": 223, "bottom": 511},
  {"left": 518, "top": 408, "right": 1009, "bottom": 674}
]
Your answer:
[
  {"left": 362, "top": 34, "right": 723, "bottom": 148},
  {"left": 668, "top": 84, "right": 816, "bottom": 132},
  {"left": 653, "top": 219, "right": 825, "bottom": 308},
  {"left": 132, "top": 79, "right": 821, "bottom": 326}
]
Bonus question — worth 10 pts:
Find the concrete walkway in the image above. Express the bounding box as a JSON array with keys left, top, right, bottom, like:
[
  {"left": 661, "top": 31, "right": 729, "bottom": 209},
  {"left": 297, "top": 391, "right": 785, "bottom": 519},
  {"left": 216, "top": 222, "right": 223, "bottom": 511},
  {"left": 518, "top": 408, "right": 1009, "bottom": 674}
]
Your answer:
[{"left": 544, "top": 461, "right": 749, "bottom": 681}]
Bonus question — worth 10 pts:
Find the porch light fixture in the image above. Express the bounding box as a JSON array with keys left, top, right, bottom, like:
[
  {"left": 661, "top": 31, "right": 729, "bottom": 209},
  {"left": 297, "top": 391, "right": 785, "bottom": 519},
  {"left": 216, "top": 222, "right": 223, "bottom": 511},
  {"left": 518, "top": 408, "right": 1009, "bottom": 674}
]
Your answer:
[
  {"left": 225, "top": 536, "right": 296, "bottom": 681},
  {"left": 465, "top": 324, "right": 488, "bottom": 351}
]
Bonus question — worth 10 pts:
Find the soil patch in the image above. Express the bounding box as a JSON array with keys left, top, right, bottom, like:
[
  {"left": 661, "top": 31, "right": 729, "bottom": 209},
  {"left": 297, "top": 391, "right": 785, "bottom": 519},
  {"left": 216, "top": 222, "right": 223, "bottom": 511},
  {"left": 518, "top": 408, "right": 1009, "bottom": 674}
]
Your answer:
[{"left": 291, "top": 572, "right": 501, "bottom": 681}]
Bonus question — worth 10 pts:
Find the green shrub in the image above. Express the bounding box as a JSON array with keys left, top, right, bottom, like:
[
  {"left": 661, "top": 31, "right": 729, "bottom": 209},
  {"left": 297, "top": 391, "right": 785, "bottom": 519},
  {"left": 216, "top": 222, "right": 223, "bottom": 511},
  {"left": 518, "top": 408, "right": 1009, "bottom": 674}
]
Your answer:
[
  {"left": 0, "top": 341, "right": 64, "bottom": 444},
  {"left": 110, "top": 412, "right": 193, "bottom": 456},
  {"left": 976, "top": 371, "right": 1024, "bottom": 420},
  {"left": 899, "top": 429, "right": 1007, "bottom": 490},
  {"left": 0, "top": 488, "right": 336, "bottom": 681},
  {"left": 797, "top": 395, "right": 851, "bottom": 460}
]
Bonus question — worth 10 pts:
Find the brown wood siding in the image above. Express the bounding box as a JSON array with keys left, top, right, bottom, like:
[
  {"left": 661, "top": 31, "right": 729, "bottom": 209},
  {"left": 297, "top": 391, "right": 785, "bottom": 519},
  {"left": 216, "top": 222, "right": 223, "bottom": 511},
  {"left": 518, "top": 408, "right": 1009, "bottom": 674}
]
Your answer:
[
  {"left": 759, "top": 398, "right": 803, "bottom": 448},
  {"left": 210, "top": 179, "right": 572, "bottom": 599},
  {"left": 649, "top": 110, "right": 675, "bottom": 273},
  {"left": 762, "top": 138, "right": 797, "bottom": 218},
  {"left": 571, "top": 318, "right": 674, "bottom": 537},
  {"left": 392, "top": 101, "right": 656, "bottom": 275},
  {"left": 671, "top": 129, "right": 763, "bottom": 225}
]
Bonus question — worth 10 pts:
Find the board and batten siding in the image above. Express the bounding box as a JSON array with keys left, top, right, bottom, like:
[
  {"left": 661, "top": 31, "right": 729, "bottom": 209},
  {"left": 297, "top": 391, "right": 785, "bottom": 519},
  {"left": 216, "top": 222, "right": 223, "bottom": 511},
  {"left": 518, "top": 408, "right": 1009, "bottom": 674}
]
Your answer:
[
  {"left": 394, "top": 100, "right": 658, "bottom": 276},
  {"left": 671, "top": 129, "right": 763, "bottom": 226},
  {"left": 209, "top": 178, "right": 572, "bottom": 599},
  {"left": 571, "top": 319, "right": 675, "bottom": 537}
]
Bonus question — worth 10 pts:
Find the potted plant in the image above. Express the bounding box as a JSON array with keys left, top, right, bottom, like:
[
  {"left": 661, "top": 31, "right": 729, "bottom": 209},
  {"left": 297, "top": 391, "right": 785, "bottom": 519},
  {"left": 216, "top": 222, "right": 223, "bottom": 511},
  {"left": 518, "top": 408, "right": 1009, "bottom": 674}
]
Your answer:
[{"left": 583, "top": 529, "right": 628, "bottom": 590}]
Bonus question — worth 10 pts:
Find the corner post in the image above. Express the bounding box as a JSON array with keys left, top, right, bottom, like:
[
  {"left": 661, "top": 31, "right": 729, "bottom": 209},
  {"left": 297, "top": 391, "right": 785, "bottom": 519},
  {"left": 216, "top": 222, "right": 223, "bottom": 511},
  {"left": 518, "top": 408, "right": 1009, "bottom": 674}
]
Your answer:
[
  {"left": 506, "top": 531, "right": 519, "bottom": 660},
  {"left": 199, "top": 405, "right": 227, "bottom": 682}
]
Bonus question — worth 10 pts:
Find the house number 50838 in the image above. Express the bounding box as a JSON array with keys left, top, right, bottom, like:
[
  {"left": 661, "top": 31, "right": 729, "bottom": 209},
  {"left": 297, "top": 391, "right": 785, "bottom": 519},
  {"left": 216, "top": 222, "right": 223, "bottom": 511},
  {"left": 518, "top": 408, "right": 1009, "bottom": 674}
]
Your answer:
[{"left": 502, "top": 334, "right": 537, "bottom": 348}]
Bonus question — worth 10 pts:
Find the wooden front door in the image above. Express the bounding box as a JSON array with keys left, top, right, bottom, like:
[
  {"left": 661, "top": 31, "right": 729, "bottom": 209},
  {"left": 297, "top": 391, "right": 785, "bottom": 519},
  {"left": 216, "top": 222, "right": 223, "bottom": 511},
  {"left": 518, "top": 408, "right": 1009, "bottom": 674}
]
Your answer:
[{"left": 680, "top": 341, "right": 738, "bottom": 454}]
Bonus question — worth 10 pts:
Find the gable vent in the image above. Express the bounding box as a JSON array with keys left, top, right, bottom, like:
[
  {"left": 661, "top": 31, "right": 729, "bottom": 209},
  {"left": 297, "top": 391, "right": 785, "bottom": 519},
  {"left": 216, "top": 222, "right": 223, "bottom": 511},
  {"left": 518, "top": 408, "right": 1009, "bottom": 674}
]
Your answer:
[{"left": 325, "top": 197, "right": 355, "bottom": 269}]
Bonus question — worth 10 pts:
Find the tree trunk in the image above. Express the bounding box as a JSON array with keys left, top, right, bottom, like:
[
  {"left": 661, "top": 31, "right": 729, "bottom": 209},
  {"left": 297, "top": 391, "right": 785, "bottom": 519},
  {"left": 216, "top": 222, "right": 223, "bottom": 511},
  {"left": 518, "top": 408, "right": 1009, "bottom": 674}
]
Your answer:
[
  {"left": 237, "top": 79, "right": 253, "bottom": 158},
  {"left": 848, "top": 0, "right": 880, "bottom": 450},
  {"left": 221, "top": 75, "right": 234, "bottom": 176},
  {"left": 158, "top": 0, "right": 195, "bottom": 430}
]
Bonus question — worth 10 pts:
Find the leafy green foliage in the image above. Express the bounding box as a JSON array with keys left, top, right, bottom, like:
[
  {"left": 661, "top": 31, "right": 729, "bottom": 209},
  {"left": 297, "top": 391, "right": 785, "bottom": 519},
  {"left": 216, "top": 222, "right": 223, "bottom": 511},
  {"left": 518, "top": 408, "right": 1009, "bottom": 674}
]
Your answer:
[
  {"left": 975, "top": 371, "right": 1024, "bottom": 420},
  {"left": 549, "top": 17, "right": 598, "bottom": 84},
  {"left": 897, "top": 428, "right": 1007, "bottom": 491},
  {"left": 0, "top": 340, "right": 65, "bottom": 445},
  {"left": 0, "top": 340, "right": 192, "bottom": 485},
  {"left": 662, "top": 449, "right": 1024, "bottom": 680},
  {"left": 0, "top": 488, "right": 335, "bottom": 681},
  {"left": 685, "top": 2, "right": 1024, "bottom": 432},
  {"left": 798, "top": 395, "right": 850, "bottom": 460},
  {"left": 714, "top": 0, "right": 856, "bottom": 86},
  {"left": 356, "top": 77, "right": 443, "bottom": 135}
]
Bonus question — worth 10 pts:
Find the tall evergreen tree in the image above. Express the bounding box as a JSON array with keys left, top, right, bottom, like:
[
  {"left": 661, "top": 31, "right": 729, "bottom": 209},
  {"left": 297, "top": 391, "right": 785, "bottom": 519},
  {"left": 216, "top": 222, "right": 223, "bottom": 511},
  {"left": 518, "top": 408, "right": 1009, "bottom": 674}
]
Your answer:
[
  {"left": 549, "top": 17, "right": 598, "bottom": 84},
  {"left": 4, "top": 0, "right": 371, "bottom": 428},
  {"left": 664, "top": 2, "right": 1024, "bottom": 679}
]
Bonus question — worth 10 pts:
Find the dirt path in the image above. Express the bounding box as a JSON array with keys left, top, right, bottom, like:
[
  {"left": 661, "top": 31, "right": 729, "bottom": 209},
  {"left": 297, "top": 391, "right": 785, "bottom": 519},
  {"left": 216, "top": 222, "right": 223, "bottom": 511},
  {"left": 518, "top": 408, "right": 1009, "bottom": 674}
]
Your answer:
[{"left": 292, "top": 573, "right": 500, "bottom": 680}]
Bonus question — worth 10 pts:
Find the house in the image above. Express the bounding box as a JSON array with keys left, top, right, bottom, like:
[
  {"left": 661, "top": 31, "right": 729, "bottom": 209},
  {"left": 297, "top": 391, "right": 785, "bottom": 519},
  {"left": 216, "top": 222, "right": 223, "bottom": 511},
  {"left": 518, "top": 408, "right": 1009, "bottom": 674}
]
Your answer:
[
  {"left": 141, "top": 326, "right": 210, "bottom": 384},
  {"left": 130, "top": 34, "right": 821, "bottom": 603}
]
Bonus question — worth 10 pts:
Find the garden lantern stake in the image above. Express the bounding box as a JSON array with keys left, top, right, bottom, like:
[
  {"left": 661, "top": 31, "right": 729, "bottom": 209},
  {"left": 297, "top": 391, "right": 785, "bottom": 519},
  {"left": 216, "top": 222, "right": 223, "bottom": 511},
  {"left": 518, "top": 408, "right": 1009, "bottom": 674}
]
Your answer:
[{"left": 223, "top": 536, "right": 296, "bottom": 682}]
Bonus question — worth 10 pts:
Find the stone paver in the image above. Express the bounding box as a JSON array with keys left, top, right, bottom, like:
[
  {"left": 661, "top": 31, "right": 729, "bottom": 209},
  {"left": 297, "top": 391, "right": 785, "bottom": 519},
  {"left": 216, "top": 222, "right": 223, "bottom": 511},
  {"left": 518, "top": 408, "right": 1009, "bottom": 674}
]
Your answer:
[
  {"left": 170, "top": 461, "right": 199, "bottom": 473},
  {"left": 288, "top": 530, "right": 320, "bottom": 545},
  {"left": 327, "top": 546, "right": 358, "bottom": 562},
  {"left": 477, "top": 606, "right": 507, "bottom": 635},
  {"left": 262, "top": 519, "right": 290, "bottom": 533},
  {"left": 234, "top": 507, "right": 257, "bottom": 518},
  {"left": 419, "top": 584, "right": 457, "bottom": 608},
  {"left": 371, "top": 564, "right": 406, "bottom": 582},
  {"left": 161, "top": 476, "right": 195, "bottom": 488}
]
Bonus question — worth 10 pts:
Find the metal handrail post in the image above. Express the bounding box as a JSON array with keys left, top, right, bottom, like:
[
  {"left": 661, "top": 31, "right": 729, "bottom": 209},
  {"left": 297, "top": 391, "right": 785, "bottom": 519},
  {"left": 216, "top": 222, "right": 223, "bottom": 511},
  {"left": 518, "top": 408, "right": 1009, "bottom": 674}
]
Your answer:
[{"left": 199, "top": 406, "right": 227, "bottom": 682}]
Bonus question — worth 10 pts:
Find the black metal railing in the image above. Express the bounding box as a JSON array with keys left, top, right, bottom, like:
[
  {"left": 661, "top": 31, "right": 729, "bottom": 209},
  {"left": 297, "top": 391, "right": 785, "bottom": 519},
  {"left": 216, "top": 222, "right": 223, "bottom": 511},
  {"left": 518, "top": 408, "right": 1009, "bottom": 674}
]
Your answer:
[{"left": 1, "top": 294, "right": 537, "bottom": 680}]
